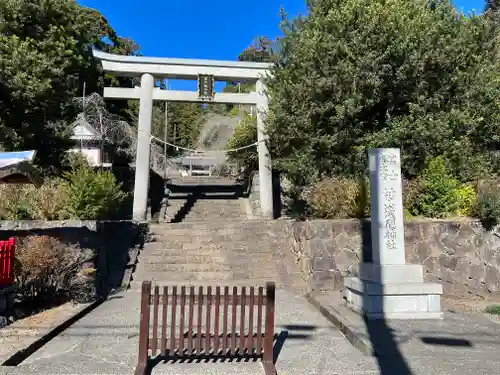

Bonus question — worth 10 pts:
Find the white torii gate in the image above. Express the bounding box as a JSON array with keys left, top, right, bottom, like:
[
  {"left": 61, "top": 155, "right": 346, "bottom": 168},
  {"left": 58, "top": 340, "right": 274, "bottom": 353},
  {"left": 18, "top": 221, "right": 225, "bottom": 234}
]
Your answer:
[{"left": 92, "top": 50, "right": 274, "bottom": 221}]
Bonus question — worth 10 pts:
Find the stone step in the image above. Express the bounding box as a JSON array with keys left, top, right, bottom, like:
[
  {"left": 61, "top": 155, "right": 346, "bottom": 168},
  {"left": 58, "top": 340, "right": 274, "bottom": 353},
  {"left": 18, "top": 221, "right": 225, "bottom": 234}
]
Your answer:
[
  {"left": 132, "top": 270, "right": 279, "bottom": 282},
  {"left": 148, "top": 235, "right": 265, "bottom": 244},
  {"left": 141, "top": 243, "right": 274, "bottom": 255},
  {"left": 150, "top": 223, "right": 273, "bottom": 233},
  {"left": 137, "top": 261, "right": 278, "bottom": 273},
  {"left": 149, "top": 219, "right": 276, "bottom": 230},
  {"left": 138, "top": 253, "right": 275, "bottom": 264}
]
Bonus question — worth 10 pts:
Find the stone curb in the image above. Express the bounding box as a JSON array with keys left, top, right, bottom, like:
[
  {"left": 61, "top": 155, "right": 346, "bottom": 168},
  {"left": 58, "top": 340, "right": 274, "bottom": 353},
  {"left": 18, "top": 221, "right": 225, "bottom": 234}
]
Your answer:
[
  {"left": 119, "top": 221, "right": 149, "bottom": 292},
  {"left": 120, "top": 244, "right": 140, "bottom": 291},
  {"left": 305, "top": 293, "right": 374, "bottom": 356},
  {"left": 1, "top": 299, "right": 104, "bottom": 367}
]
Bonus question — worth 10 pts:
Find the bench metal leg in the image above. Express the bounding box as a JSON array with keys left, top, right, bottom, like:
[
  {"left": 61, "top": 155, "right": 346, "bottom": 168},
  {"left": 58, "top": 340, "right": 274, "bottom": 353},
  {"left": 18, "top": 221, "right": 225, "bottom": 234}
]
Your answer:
[
  {"left": 262, "top": 360, "right": 277, "bottom": 375},
  {"left": 134, "top": 362, "right": 147, "bottom": 375}
]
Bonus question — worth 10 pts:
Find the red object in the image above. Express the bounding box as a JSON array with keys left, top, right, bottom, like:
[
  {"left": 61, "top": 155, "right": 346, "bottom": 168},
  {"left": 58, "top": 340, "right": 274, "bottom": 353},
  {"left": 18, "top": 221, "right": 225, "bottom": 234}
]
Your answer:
[{"left": 0, "top": 237, "right": 15, "bottom": 286}]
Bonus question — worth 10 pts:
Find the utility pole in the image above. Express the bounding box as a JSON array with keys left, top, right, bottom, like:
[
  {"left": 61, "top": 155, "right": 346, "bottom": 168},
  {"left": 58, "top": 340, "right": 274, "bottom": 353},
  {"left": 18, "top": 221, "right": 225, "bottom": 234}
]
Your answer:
[
  {"left": 163, "top": 79, "right": 168, "bottom": 179},
  {"left": 238, "top": 82, "right": 241, "bottom": 115}
]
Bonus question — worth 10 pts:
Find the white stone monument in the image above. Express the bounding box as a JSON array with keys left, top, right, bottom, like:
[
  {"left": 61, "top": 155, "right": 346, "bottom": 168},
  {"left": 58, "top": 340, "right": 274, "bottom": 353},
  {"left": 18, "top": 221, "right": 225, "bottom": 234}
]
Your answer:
[{"left": 343, "top": 148, "right": 443, "bottom": 319}]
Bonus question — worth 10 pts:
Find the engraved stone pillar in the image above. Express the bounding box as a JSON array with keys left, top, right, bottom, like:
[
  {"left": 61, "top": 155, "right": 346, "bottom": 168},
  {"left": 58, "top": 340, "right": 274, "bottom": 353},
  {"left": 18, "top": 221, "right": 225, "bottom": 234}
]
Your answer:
[
  {"left": 343, "top": 148, "right": 443, "bottom": 320},
  {"left": 369, "top": 148, "right": 406, "bottom": 265}
]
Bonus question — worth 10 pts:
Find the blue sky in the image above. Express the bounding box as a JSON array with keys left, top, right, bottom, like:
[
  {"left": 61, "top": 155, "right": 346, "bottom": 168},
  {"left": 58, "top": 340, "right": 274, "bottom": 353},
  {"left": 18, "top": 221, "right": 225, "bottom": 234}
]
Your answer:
[{"left": 77, "top": 0, "right": 485, "bottom": 91}]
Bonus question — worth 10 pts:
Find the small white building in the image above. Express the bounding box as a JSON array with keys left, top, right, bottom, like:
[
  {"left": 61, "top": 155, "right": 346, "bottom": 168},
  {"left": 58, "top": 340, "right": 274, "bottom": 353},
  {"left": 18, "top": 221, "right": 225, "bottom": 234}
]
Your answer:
[{"left": 69, "top": 114, "right": 111, "bottom": 167}]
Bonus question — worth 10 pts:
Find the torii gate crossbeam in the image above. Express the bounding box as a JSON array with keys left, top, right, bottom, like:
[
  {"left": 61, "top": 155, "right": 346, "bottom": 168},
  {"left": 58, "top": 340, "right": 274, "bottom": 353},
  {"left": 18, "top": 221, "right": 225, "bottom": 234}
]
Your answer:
[{"left": 92, "top": 51, "right": 274, "bottom": 220}]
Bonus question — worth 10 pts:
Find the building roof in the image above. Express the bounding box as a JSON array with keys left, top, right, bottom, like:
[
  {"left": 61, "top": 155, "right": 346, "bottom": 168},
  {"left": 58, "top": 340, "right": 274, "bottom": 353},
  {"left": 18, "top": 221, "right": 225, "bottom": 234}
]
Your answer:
[
  {"left": 71, "top": 114, "right": 102, "bottom": 141},
  {"left": 0, "top": 151, "right": 42, "bottom": 186}
]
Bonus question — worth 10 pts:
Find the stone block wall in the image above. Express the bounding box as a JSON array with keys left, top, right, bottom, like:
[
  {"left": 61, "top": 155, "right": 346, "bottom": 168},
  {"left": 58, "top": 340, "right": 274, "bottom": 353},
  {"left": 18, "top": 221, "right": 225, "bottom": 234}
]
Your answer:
[
  {"left": 0, "top": 220, "right": 147, "bottom": 298},
  {"left": 290, "top": 218, "right": 500, "bottom": 298}
]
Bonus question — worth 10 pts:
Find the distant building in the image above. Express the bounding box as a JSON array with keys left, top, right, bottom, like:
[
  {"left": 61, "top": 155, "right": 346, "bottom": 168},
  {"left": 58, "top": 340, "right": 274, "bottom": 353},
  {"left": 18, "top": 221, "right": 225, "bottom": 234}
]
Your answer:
[{"left": 69, "top": 114, "right": 111, "bottom": 167}]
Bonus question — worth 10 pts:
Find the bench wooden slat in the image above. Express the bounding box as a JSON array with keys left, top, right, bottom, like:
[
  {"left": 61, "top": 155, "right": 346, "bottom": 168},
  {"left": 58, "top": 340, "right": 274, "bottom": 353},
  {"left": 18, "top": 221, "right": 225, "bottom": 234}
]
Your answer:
[
  {"left": 205, "top": 286, "right": 212, "bottom": 353},
  {"left": 152, "top": 286, "right": 159, "bottom": 356},
  {"left": 161, "top": 286, "right": 168, "bottom": 355},
  {"left": 214, "top": 286, "right": 220, "bottom": 353},
  {"left": 196, "top": 286, "right": 203, "bottom": 353},
  {"left": 179, "top": 286, "right": 186, "bottom": 351},
  {"left": 187, "top": 286, "right": 195, "bottom": 355},
  {"left": 170, "top": 286, "right": 177, "bottom": 353},
  {"left": 263, "top": 283, "right": 275, "bottom": 363},
  {"left": 239, "top": 286, "right": 246, "bottom": 352},
  {"left": 256, "top": 286, "right": 263, "bottom": 354},
  {"left": 248, "top": 287, "right": 255, "bottom": 353},
  {"left": 137, "top": 281, "right": 151, "bottom": 370},
  {"left": 222, "top": 286, "right": 229, "bottom": 354},
  {"left": 231, "top": 286, "right": 237, "bottom": 354}
]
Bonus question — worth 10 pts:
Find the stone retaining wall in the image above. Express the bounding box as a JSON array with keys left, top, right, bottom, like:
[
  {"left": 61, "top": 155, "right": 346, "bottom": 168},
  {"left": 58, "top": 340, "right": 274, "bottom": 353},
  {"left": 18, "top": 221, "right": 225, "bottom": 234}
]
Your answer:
[
  {"left": 0, "top": 220, "right": 147, "bottom": 299},
  {"left": 290, "top": 218, "right": 500, "bottom": 298}
]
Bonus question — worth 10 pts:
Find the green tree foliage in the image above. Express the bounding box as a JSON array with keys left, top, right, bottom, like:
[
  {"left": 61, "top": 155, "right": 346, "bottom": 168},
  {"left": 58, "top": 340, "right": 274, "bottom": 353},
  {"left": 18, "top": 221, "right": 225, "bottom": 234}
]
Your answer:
[
  {"left": 134, "top": 99, "right": 205, "bottom": 154},
  {"left": 266, "top": 0, "right": 500, "bottom": 187},
  {"left": 408, "top": 157, "right": 461, "bottom": 218},
  {"left": 62, "top": 163, "right": 127, "bottom": 220},
  {"left": 238, "top": 36, "right": 278, "bottom": 63},
  {"left": 0, "top": 0, "right": 137, "bottom": 171},
  {"left": 223, "top": 36, "right": 277, "bottom": 103},
  {"left": 166, "top": 103, "right": 205, "bottom": 150},
  {"left": 473, "top": 181, "right": 500, "bottom": 228},
  {"left": 226, "top": 115, "right": 258, "bottom": 168}
]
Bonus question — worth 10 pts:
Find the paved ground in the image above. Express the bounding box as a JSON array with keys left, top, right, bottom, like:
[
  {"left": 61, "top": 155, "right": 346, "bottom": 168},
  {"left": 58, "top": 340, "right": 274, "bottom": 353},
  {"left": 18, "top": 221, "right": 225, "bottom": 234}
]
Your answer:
[
  {"left": 1, "top": 289, "right": 380, "bottom": 375},
  {"left": 314, "top": 291, "right": 500, "bottom": 375}
]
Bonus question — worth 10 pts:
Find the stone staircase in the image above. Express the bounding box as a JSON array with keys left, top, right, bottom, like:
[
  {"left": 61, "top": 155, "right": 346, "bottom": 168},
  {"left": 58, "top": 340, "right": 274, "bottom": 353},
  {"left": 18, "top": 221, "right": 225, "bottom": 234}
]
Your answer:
[
  {"left": 164, "top": 176, "right": 249, "bottom": 223},
  {"left": 131, "top": 177, "right": 303, "bottom": 291}
]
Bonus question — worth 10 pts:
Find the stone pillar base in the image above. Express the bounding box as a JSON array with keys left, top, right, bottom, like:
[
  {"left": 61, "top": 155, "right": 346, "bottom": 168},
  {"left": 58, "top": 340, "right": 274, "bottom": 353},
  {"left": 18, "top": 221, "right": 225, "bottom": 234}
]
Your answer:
[{"left": 344, "top": 275, "right": 443, "bottom": 320}]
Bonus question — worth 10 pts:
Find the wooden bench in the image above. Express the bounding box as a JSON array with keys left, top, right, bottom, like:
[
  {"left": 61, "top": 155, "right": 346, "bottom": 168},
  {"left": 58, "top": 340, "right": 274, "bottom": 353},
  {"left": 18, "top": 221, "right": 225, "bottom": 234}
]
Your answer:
[{"left": 135, "top": 281, "right": 277, "bottom": 375}]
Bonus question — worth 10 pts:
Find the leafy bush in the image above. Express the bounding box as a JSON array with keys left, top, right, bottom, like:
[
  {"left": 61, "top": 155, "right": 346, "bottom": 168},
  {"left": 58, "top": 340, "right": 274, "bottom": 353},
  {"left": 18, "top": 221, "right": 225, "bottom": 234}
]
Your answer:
[
  {"left": 62, "top": 165, "right": 127, "bottom": 220},
  {"left": 473, "top": 181, "right": 500, "bottom": 229},
  {"left": 485, "top": 304, "right": 500, "bottom": 315},
  {"left": 0, "top": 185, "right": 32, "bottom": 220},
  {"left": 15, "top": 235, "right": 96, "bottom": 305},
  {"left": 303, "top": 176, "right": 369, "bottom": 219},
  {"left": 0, "top": 182, "right": 69, "bottom": 220},
  {"left": 408, "top": 157, "right": 462, "bottom": 218},
  {"left": 454, "top": 183, "right": 477, "bottom": 217}
]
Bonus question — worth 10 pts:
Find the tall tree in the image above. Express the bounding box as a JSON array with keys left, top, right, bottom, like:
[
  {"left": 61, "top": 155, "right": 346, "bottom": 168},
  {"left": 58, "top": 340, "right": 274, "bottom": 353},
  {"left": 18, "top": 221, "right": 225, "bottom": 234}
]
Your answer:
[
  {"left": 238, "top": 37, "right": 278, "bottom": 63},
  {"left": 0, "top": 0, "right": 137, "bottom": 171},
  {"left": 266, "top": 0, "right": 500, "bottom": 186}
]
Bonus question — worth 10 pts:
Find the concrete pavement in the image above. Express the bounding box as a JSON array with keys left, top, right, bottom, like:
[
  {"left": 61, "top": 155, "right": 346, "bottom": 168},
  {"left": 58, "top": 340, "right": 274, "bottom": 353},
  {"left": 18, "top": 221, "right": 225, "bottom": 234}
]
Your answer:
[{"left": 1, "top": 288, "right": 380, "bottom": 375}]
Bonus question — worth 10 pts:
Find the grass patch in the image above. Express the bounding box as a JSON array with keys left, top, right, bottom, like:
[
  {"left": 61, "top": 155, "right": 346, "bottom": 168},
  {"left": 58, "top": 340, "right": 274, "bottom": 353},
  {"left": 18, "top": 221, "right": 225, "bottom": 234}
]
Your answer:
[{"left": 485, "top": 304, "right": 500, "bottom": 315}]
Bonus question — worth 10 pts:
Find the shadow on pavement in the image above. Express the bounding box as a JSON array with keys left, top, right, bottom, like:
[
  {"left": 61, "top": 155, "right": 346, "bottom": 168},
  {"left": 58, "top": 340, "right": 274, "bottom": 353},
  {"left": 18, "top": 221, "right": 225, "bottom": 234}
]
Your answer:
[
  {"left": 145, "top": 325, "right": 315, "bottom": 374},
  {"left": 420, "top": 336, "right": 472, "bottom": 347},
  {"left": 361, "top": 221, "right": 414, "bottom": 375},
  {"left": 364, "top": 318, "right": 413, "bottom": 375}
]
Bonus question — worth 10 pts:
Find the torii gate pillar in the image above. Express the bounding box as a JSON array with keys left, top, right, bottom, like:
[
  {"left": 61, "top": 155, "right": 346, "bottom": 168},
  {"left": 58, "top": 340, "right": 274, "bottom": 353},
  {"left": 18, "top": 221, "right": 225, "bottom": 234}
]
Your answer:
[
  {"left": 256, "top": 79, "right": 274, "bottom": 219},
  {"left": 132, "top": 73, "right": 154, "bottom": 220}
]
